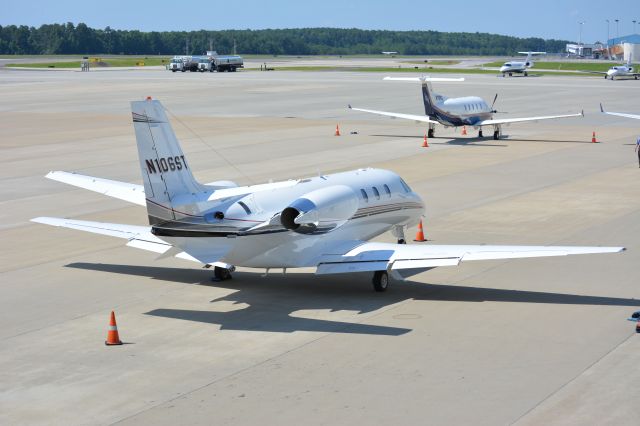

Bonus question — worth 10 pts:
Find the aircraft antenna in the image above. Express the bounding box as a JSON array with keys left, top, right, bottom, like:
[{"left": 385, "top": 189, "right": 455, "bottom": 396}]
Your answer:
[{"left": 162, "top": 105, "right": 256, "bottom": 185}]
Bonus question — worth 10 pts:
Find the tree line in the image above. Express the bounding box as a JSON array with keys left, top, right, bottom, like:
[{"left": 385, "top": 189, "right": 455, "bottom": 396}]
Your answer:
[{"left": 0, "top": 23, "right": 569, "bottom": 56}]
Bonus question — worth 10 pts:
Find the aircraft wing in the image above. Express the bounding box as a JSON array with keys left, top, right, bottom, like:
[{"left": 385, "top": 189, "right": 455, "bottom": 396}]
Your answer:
[
  {"left": 600, "top": 104, "right": 640, "bottom": 120},
  {"left": 478, "top": 111, "right": 583, "bottom": 126},
  {"left": 348, "top": 105, "right": 439, "bottom": 124},
  {"left": 207, "top": 180, "right": 299, "bottom": 202},
  {"left": 579, "top": 70, "right": 608, "bottom": 75},
  {"left": 316, "top": 241, "right": 624, "bottom": 278},
  {"left": 30, "top": 217, "right": 199, "bottom": 262},
  {"left": 46, "top": 171, "right": 146, "bottom": 206}
]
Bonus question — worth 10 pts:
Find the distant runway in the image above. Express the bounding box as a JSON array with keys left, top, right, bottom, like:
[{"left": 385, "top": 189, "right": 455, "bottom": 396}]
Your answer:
[{"left": 1, "top": 64, "right": 639, "bottom": 425}]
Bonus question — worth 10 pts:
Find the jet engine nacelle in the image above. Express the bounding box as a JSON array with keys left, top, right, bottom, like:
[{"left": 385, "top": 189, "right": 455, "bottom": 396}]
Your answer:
[{"left": 280, "top": 185, "right": 359, "bottom": 234}]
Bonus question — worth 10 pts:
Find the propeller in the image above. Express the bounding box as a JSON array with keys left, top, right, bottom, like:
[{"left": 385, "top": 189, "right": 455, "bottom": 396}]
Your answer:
[
  {"left": 490, "top": 93, "right": 499, "bottom": 113},
  {"left": 489, "top": 93, "right": 509, "bottom": 114}
]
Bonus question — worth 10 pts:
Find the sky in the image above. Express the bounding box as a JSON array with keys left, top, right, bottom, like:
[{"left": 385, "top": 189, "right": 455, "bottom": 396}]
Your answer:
[{"left": 1, "top": 0, "right": 639, "bottom": 43}]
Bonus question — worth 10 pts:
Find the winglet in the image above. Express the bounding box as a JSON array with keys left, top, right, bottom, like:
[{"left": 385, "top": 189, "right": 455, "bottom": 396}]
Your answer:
[
  {"left": 600, "top": 103, "right": 605, "bottom": 113},
  {"left": 581, "top": 109, "right": 584, "bottom": 117},
  {"left": 348, "top": 104, "right": 352, "bottom": 109}
]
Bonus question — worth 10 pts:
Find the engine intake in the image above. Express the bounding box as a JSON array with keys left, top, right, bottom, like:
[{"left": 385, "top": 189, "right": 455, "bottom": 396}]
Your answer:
[{"left": 280, "top": 185, "right": 358, "bottom": 234}]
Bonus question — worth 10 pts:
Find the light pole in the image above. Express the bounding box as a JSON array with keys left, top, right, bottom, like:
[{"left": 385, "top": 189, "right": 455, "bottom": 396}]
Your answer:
[
  {"left": 605, "top": 19, "right": 611, "bottom": 59},
  {"left": 579, "top": 21, "right": 585, "bottom": 45}
]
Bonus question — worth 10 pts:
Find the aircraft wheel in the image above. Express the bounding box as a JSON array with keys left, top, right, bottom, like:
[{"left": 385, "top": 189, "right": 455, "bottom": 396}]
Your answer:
[
  {"left": 372, "top": 271, "right": 389, "bottom": 292},
  {"left": 524, "top": 71, "right": 528, "bottom": 77},
  {"left": 213, "top": 266, "right": 233, "bottom": 281},
  {"left": 493, "top": 131, "right": 500, "bottom": 140},
  {"left": 509, "top": 72, "right": 513, "bottom": 76},
  {"left": 397, "top": 239, "right": 406, "bottom": 245},
  {"left": 428, "top": 128, "right": 435, "bottom": 138},
  {"left": 478, "top": 130, "right": 483, "bottom": 138},
  {"left": 604, "top": 75, "right": 608, "bottom": 79}
]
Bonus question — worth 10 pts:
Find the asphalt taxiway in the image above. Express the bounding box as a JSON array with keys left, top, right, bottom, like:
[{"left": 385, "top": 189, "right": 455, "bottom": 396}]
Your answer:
[{"left": 1, "top": 65, "right": 639, "bottom": 425}]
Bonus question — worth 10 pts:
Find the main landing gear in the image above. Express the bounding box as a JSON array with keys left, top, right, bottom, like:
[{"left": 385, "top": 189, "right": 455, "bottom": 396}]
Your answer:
[
  {"left": 478, "top": 129, "right": 484, "bottom": 138},
  {"left": 493, "top": 125, "right": 502, "bottom": 140},
  {"left": 212, "top": 265, "right": 234, "bottom": 281},
  {"left": 372, "top": 270, "right": 389, "bottom": 292},
  {"left": 427, "top": 123, "right": 436, "bottom": 138}
]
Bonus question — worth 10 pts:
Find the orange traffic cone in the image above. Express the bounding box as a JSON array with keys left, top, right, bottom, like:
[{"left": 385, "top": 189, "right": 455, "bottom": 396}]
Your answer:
[
  {"left": 105, "top": 311, "right": 123, "bottom": 346},
  {"left": 413, "top": 220, "right": 427, "bottom": 242},
  {"left": 422, "top": 133, "right": 429, "bottom": 147},
  {"left": 591, "top": 131, "right": 598, "bottom": 143},
  {"left": 335, "top": 124, "right": 341, "bottom": 136},
  {"left": 462, "top": 126, "right": 468, "bottom": 136}
]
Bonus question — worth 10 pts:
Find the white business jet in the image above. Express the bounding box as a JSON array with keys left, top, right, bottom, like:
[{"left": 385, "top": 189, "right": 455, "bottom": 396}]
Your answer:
[
  {"left": 499, "top": 51, "right": 546, "bottom": 77},
  {"left": 349, "top": 76, "right": 583, "bottom": 140},
  {"left": 588, "top": 57, "right": 639, "bottom": 80},
  {"left": 32, "top": 99, "right": 623, "bottom": 292}
]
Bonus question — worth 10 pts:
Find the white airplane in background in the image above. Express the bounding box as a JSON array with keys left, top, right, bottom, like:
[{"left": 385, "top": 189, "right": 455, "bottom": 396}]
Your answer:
[
  {"left": 32, "top": 99, "right": 623, "bottom": 292},
  {"left": 600, "top": 104, "right": 640, "bottom": 119},
  {"left": 349, "top": 76, "right": 583, "bottom": 140},
  {"left": 587, "top": 57, "right": 639, "bottom": 80},
  {"left": 499, "top": 51, "right": 546, "bottom": 77}
]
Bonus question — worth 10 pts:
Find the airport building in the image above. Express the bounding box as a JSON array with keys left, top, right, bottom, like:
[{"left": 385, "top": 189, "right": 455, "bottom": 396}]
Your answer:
[
  {"left": 606, "top": 34, "right": 640, "bottom": 61},
  {"left": 565, "top": 43, "right": 598, "bottom": 57},
  {"left": 568, "top": 34, "right": 640, "bottom": 60}
]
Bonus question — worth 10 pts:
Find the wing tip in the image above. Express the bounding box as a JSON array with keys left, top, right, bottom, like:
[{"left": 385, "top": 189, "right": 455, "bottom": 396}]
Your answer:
[{"left": 31, "top": 216, "right": 62, "bottom": 226}]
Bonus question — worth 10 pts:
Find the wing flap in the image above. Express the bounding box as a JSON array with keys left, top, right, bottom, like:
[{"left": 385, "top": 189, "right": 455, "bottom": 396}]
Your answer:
[
  {"left": 46, "top": 171, "right": 146, "bottom": 206},
  {"left": 315, "top": 241, "right": 624, "bottom": 275}
]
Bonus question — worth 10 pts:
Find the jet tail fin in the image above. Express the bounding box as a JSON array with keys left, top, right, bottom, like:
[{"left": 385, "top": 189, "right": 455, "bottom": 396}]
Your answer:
[
  {"left": 131, "top": 98, "right": 208, "bottom": 225},
  {"left": 382, "top": 76, "right": 464, "bottom": 118}
]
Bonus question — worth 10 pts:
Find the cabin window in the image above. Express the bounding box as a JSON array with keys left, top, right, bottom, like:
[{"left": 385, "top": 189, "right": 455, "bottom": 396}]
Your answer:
[
  {"left": 372, "top": 187, "right": 380, "bottom": 200},
  {"left": 383, "top": 184, "right": 391, "bottom": 197},
  {"left": 238, "top": 201, "right": 251, "bottom": 214},
  {"left": 360, "top": 188, "right": 369, "bottom": 202}
]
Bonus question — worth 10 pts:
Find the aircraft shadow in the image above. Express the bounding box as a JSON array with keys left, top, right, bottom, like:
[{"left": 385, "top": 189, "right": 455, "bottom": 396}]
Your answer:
[
  {"left": 370, "top": 134, "right": 507, "bottom": 147},
  {"left": 67, "top": 263, "right": 640, "bottom": 335},
  {"left": 513, "top": 138, "right": 597, "bottom": 144}
]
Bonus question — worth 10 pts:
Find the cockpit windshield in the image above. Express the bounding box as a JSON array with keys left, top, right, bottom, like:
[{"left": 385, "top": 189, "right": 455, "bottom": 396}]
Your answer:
[{"left": 399, "top": 178, "right": 412, "bottom": 193}]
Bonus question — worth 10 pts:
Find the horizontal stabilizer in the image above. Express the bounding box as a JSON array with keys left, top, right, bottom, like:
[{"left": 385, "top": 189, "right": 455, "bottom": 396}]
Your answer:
[
  {"left": 383, "top": 76, "right": 465, "bottom": 83},
  {"left": 46, "top": 171, "right": 146, "bottom": 206},
  {"left": 30, "top": 217, "right": 200, "bottom": 263}
]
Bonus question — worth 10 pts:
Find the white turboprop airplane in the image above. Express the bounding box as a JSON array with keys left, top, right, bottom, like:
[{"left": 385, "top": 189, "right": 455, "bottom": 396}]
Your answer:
[
  {"left": 600, "top": 104, "right": 640, "bottom": 120},
  {"left": 499, "top": 51, "right": 546, "bottom": 77},
  {"left": 587, "top": 57, "right": 639, "bottom": 80},
  {"left": 32, "top": 99, "right": 624, "bottom": 291},
  {"left": 349, "top": 76, "right": 583, "bottom": 140}
]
